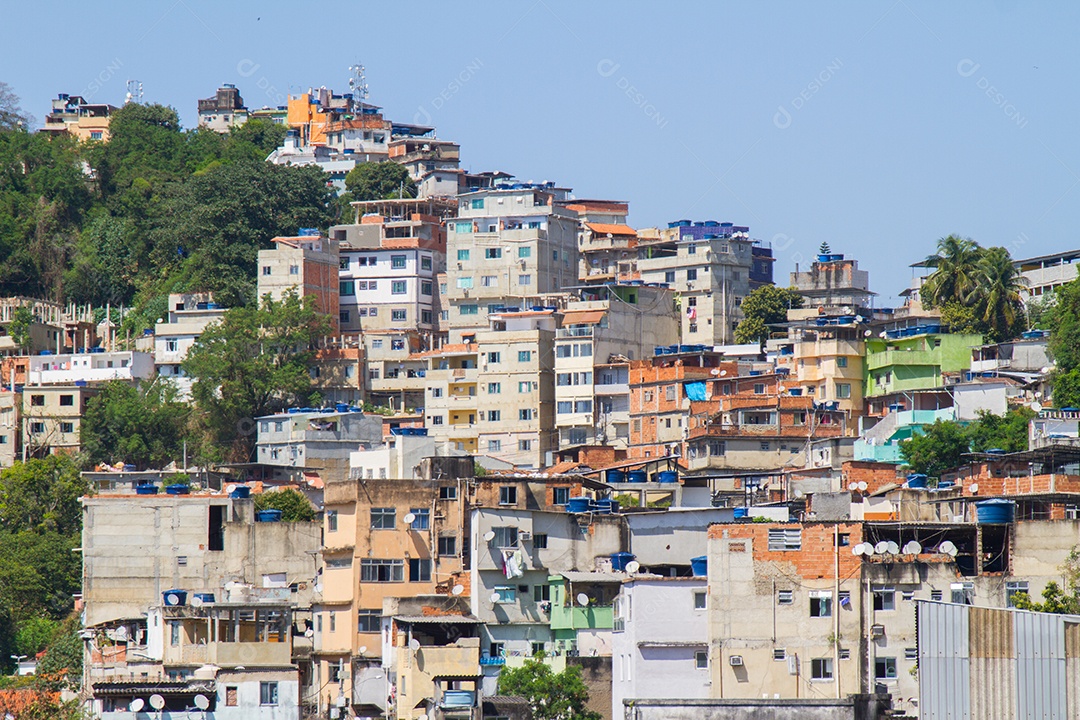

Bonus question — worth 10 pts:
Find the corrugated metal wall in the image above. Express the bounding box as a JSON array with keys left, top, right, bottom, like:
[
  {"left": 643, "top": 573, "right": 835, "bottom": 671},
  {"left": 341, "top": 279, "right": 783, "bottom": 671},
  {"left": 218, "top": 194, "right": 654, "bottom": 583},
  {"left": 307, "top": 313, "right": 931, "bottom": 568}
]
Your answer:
[{"left": 917, "top": 601, "right": 1080, "bottom": 720}]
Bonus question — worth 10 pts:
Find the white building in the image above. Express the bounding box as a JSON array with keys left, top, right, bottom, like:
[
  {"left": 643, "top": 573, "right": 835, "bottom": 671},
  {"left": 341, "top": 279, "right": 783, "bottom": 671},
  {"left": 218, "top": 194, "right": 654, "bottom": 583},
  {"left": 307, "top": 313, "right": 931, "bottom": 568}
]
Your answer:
[
  {"left": 27, "top": 349, "right": 154, "bottom": 385},
  {"left": 154, "top": 293, "right": 226, "bottom": 398},
  {"left": 612, "top": 576, "right": 712, "bottom": 711}
]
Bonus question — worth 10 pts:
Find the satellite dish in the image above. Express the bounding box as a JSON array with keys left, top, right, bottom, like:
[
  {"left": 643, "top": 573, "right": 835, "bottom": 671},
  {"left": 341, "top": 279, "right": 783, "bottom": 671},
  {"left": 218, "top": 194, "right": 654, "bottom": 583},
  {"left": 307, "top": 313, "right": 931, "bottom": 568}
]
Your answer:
[
  {"left": 403, "top": 512, "right": 416, "bottom": 525},
  {"left": 577, "top": 593, "right": 590, "bottom": 606},
  {"left": 191, "top": 596, "right": 204, "bottom": 608},
  {"left": 939, "top": 541, "right": 958, "bottom": 557},
  {"left": 903, "top": 541, "right": 922, "bottom": 555},
  {"left": 969, "top": 483, "right": 979, "bottom": 494},
  {"left": 625, "top": 560, "right": 640, "bottom": 574},
  {"left": 719, "top": 370, "right": 727, "bottom": 376},
  {"left": 224, "top": 581, "right": 238, "bottom": 591},
  {"left": 857, "top": 481, "right": 868, "bottom": 492},
  {"left": 483, "top": 530, "right": 496, "bottom": 542},
  {"left": 194, "top": 695, "right": 210, "bottom": 711},
  {"left": 886, "top": 541, "right": 900, "bottom": 555},
  {"left": 150, "top": 694, "right": 166, "bottom": 711},
  {"left": 1032, "top": 402, "right": 1043, "bottom": 413},
  {"left": 855, "top": 315, "right": 865, "bottom": 323},
  {"left": 409, "top": 638, "right": 421, "bottom": 651},
  {"left": 863, "top": 543, "right": 876, "bottom": 556},
  {"left": 710, "top": 368, "right": 721, "bottom": 376},
  {"left": 490, "top": 592, "right": 501, "bottom": 603},
  {"left": 879, "top": 331, "right": 888, "bottom": 338},
  {"left": 864, "top": 329, "right": 873, "bottom": 337},
  {"left": 874, "top": 541, "right": 890, "bottom": 555},
  {"left": 304, "top": 628, "right": 314, "bottom": 637},
  {"left": 848, "top": 482, "right": 858, "bottom": 491},
  {"left": 852, "top": 544, "right": 864, "bottom": 556},
  {"left": 164, "top": 592, "right": 181, "bottom": 606},
  {"left": 130, "top": 699, "right": 145, "bottom": 712},
  {"left": 359, "top": 645, "right": 368, "bottom": 655},
  {"left": 452, "top": 584, "right": 465, "bottom": 596}
]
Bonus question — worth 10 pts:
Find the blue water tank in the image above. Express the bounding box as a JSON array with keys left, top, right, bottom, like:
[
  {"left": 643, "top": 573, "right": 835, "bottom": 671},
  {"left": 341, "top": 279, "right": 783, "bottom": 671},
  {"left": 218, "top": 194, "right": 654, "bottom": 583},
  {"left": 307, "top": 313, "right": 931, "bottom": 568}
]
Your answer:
[
  {"left": 975, "top": 499, "right": 1015, "bottom": 524},
  {"left": 135, "top": 484, "right": 158, "bottom": 495},
  {"left": 566, "top": 497, "right": 592, "bottom": 514},
  {"left": 163, "top": 589, "right": 187, "bottom": 606},
  {"left": 165, "top": 484, "right": 190, "bottom": 495},
  {"left": 595, "top": 499, "right": 620, "bottom": 515},
  {"left": 336, "top": 402, "right": 349, "bottom": 412},
  {"left": 611, "top": 552, "right": 636, "bottom": 571},
  {"left": 656, "top": 471, "right": 678, "bottom": 484},
  {"left": 733, "top": 507, "right": 748, "bottom": 519},
  {"left": 691, "top": 556, "right": 708, "bottom": 577},
  {"left": 230, "top": 485, "right": 251, "bottom": 499},
  {"left": 605, "top": 469, "right": 626, "bottom": 484},
  {"left": 627, "top": 470, "right": 647, "bottom": 484},
  {"left": 193, "top": 593, "right": 216, "bottom": 604},
  {"left": 257, "top": 509, "right": 284, "bottom": 522},
  {"left": 906, "top": 474, "right": 928, "bottom": 489}
]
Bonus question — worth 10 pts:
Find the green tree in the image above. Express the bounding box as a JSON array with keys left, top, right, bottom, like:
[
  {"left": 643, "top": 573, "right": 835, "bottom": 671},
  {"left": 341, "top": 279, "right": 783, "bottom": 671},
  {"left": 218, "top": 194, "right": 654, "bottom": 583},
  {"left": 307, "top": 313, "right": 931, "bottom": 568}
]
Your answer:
[
  {"left": 14, "top": 616, "right": 57, "bottom": 657},
  {"left": 972, "top": 246, "right": 1028, "bottom": 343},
  {"left": 496, "top": 660, "right": 601, "bottom": 720},
  {"left": 80, "top": 379, "right": 191, "bottom": 470},
  {"left": 921, "top": 235, "right": 984, "bottom": 308},
  {"left": 899, "top": 419, "right": 970, "bottom": 478},
  {"left": 7, "top": 306, "right": 32, "bottom": 349},
  {"left": 734, "top": 285, "right": 804, "bottom": 344},
  {"left": 1011, "top": 547, "right": 1080, "bottom": 614},
  {"left": 938, "top": 302, "right": 979, "bottom": 335},
  {"left": 35, "top": 614, "right": 83, "bottom": 690},
  {"left": 965, "top": 407, "right": 1035, "bottom": 453},
  {"left": 183, "top": 291, "right": 331, "bottom": 462},
  {"left": 344, "top": 161, "right": 416, "bottom": 201},
  {"left": 1047, "top": 279, "right": 1080, "bottom": 407},
  {"left": 0, "top": 456, "right": 88, "bottom": 535},
  {"left": 254, "top": 488, "right": 316, "bottom": 522},
  {"left": 0, "top": 81, "right": 32, "bottom": 130}
]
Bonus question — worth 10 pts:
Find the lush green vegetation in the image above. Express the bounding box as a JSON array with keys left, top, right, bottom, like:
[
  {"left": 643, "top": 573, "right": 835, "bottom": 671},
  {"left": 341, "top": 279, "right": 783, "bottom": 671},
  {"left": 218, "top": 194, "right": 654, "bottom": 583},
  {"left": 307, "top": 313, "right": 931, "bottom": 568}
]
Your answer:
[
  {"left": 254, "top": 488, "right": 317, "bottom": 522},
  {"left": 496, "top": 660, "right": 601, "bottom": 720},
  {"left": 920, "top": 235, "right": 1028, "bottom": 343},
  {"left": 898, "top": 407, "right": 1035, "bottom": 477},
  {"left": 80, "top": 379, "right": 190, "bottom": 470},
  {"left": 733, "top": 284, "right": 805, "bottom": 344}
]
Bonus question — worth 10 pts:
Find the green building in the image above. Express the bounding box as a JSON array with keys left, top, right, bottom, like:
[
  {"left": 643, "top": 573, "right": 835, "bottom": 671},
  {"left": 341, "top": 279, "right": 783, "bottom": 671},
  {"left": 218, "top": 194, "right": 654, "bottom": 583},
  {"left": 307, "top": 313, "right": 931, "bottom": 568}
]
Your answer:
[
  {"left": 864, "top": 330, "right": 982, "bottom": 413},
  {"left": 548, "top": 572, "right": 619, "bottom": 653}
]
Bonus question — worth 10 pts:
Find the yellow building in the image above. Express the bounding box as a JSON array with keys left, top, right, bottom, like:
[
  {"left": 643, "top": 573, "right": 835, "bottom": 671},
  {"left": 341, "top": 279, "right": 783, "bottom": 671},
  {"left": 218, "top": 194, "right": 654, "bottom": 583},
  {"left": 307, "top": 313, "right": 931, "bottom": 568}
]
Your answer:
[
  {"left": 780, "top": 320, "right": 865, "bottom": 434},
  {"left": 40, "top": 94, "right": 115, "bottom": 142}
]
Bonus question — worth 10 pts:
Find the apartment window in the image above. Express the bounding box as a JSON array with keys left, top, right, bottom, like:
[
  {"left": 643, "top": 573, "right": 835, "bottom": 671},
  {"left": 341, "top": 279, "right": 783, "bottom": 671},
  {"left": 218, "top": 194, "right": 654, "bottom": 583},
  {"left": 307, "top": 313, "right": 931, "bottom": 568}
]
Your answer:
[
  {"left": 488, "top": 410, "right": 501, "bottom": 422},
  {"left": 533, "top": 533, "right": 548, "bottom": 549},
  {"left": 777, "top": 590, "right": 794, "bottom": 605},
  {"left": 518, "top": 350, "right": 532, "bottom": 362},
  {"left": 837, "top": 356, "right": 848, "bottom": 368},
  {"left": 487, "top": 352, "right": 501, "bottom": 363},
  {"left": 391, "top": 254, "right": 406, "bottom": 269},
  {"left": 460, "top": 304, "right": 478, "bottom": 315},
  {"left": 480, "top": 275, "right": 497, "bottom": 288},
  {"left": 457, "top": 249, "right": 471, "bottom": 261},
  {"left": 665, "top": 271, "right": 675, "bottom": 283},
  {"left": 457, "top": 277, "right": 474, "bottom": 289},
  {"left": 357, "top": 610, "right": 380, "bottom": 632},
  {"left": 421, "top": 255, "right": 433, "bottom": 270},
  {"left": 518, "top": 274, "right": 532, "bottom": 285},
  {"left": 488, "top": 439, "right": 501, "bottom": 452},
  {"left": 340, "top": 280, "right": 356, "bottom": 296},
  {"left": 931, "top": 590, "right": 943, "bottom": 601},
  {"left": 391, "top": 309, "right": 407, "bottom": 322},
  {"left": 905, "top": 647, "right": 918, "bottom": 661},
  {"left": 409, "top": 508, "right": 430, "bottom": 530},
  {"left": 259, "top": 681, "right": 279, "bottom": 706},
  {"left": 518, "top": 439, "right": 532, "bottom": 452},
  {"left": 687, "top": 244, "right": 697, "bottom": 255},
  {"left": 710, "top": 440, "right": 726, "bottom": 456},
  {"left": 439, "top": 485, "right": 458, "bottom": 500},
  {"left": 409, "top": 558, "right": 432, "bottom": 582},
  {"left": 262, "top": 265, "right": 271, "bottom": 275},
  {"left": 339, "top": 257, "right": 350, "bottom": 270},
  {"left": 516, "top": 409, "right": 535, "bottom": 422},
  {"left": 492, "top": 527, "right": 518, "bottom": 548},
  {"left": 902, "top": 590, "right": 915, "bottom": 602},
  {"left": 484, "top": 248, "right": 502, "bottom": 259},
  {"left": 360, "top": 559, "right": 404, "bottom": 582},
  {"left": 164, "top": 339, "right": 179, "bottom": 353},
  {"left": 686, "top": 268, "right": 698, "bottom": 281},
  {"left": 30, "top": 422, "right": 44, "bottom": 434},
  {"left": 59, "top": 421, "right": 74, "bottom": 434},
  {"left": 753, "top": 383, "right": 766, "bottom": 395},
  {"left": 371, "top": 507, "right": 396, "bottom": 529},
  {"left": 438, "top": 536, "right": 457, "bottom": 556},
  {"left": 809, "top": 591, "right": 832, "bottom": 617},
  {"left": 694, "top": 592, "right": 707, "bottom": 610},
  {"left": 289, "top": 265, "right": 299, "bottom": 275},
  {"left": 552, "top": 487, "right": 570, "bottom": 505},
  {"left": 339, "top": 310, "right": 350, "bottom": 324},
  {"left": 695, "top": 651, "right": 708, "bottom": 669},
  {"left": 391, "top": 338, "right": 405, "bottom": 351},
  {"left": 30, "top": 395, "right": 44, "bottom": 407},
  {"left": 951, "top": 582, "right": 974, "bottom": 605},
  {"left": 837, "top": 383, "right": 852, "bottom": 399},
  {"left": 534, "top": 584, "right": 551, "bottom": 602},
  {"left": 226, "top": 687, "right": 238, "bottom": 706},
  {"left": 873, "top": 587, "right": 896, "bottom": 611},
  {"left": 768, "top": 528, "right": 802, "bottom": 551},
  {"left": 1006, "top": 581, "right": 1029, "bottom": 608},
  {"left": 421, "top": 309, "right": 433, "bottom": 324},
  {"left": 556, "top": 401, "right": 572, "bottom": 414},
  {"left": 493, "top": 586, "right": 516, "bottom": 603},
  {"left": 518, "top": 247, "right": 531, "bottom": 258},
  {"left": 488, "top": 382, "right": 502, "bottom": 394},
  {"left": 811, "top": 658, "right": 833, "bottom": 681},
  {"left": 391, "top": 280, "right": 407, "bottom": 294},
  {"left": 499, "top": 486, "right": 518, "bottom": 505},
  {"left": 874, "top": 657, "right": 897, "bottom": 681}
]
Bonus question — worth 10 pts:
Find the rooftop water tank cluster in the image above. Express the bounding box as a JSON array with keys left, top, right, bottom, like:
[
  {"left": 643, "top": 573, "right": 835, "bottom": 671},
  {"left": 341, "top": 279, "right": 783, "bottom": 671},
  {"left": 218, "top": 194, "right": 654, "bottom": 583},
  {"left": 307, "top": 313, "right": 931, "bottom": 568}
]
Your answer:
[{"left": 566, "top": 497, "right": 620, "bottom": 515}]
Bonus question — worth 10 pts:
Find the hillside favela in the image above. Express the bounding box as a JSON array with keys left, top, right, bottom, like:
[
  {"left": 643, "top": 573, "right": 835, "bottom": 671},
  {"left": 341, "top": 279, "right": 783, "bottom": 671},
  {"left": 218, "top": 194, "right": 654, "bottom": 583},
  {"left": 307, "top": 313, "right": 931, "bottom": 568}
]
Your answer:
[{"left": 3, "top": 6, "right": 1080, "bottom": 720}]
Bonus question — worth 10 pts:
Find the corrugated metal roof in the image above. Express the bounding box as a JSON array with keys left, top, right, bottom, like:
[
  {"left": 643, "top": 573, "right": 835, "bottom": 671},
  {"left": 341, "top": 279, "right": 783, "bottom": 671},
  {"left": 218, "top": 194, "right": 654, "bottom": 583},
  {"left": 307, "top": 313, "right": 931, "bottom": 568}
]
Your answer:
[{"left": 393, "top": 614, "right": 483, "bottom": 625}]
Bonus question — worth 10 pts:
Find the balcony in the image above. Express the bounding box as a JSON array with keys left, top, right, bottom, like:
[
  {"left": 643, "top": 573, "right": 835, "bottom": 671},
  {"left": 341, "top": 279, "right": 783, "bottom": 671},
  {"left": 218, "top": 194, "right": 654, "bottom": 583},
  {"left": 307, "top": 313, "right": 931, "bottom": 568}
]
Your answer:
[
  {"left": 866, "top": 348, "right": 941, "bottom": 371},
  {"left": 479, "top": 656, "right": 505, "bottom": 666},
  {"left": 557, "top": 327, "right": 594, "bottom": 338},
  {"left": 594, "top": 383, "right": 629, "bottom": 396},
  {"left": 414, "top": 642, "right": 481, "bottom": 677},
  {"left": 548, "top": 604, "right": 614, "bottom": 631}
]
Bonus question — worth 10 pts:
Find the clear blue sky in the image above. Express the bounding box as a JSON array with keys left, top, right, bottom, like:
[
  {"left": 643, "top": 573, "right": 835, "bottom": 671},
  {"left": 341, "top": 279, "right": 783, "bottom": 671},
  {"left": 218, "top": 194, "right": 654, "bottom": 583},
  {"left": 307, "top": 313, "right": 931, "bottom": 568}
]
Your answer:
[{"left": 4, "top": 1, "right": 1076, "bottom": 304}]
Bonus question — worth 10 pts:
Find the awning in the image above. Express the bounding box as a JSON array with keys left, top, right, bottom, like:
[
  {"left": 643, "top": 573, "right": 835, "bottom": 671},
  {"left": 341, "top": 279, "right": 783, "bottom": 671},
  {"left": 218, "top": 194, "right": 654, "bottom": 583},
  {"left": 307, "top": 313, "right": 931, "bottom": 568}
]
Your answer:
[
  {"left": 93, "top": 681, "right": 214, "bottom": 696},
  {"left": 560, "top": 310, "right": 605, "bottom": 325},
  {"left": 559, "top": 571, "right": 624, "bottom": 583},
  {"left": 394, "top": 615, "right": 483, "bottom": 625}
]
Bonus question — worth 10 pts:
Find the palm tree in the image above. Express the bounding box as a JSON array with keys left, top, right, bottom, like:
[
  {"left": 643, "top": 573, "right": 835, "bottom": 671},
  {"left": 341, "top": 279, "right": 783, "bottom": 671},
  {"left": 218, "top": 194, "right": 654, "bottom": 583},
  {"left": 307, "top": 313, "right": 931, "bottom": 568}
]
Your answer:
[
  {"left": 973, "top": 246, "right": 1028, "bottom": 342},
  {"left": 921, "top": 235, "right": 983, "bottom": 307}
]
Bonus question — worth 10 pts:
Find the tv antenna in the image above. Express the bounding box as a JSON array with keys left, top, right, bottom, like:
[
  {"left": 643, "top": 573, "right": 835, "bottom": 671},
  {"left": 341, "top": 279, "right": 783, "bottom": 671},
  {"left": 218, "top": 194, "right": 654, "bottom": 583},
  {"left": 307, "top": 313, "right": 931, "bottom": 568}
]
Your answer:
[{"left": 125, "top": 80, "right": 144, "bottom": 104}]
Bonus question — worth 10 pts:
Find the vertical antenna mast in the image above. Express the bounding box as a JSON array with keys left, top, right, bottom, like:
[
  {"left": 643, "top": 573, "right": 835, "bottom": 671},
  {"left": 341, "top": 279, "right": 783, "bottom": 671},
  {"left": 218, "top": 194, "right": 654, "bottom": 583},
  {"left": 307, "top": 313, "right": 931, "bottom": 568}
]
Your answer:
[
  {"left": 125, "top": 80, "right": 144, "bottom": 104},
  {"left": 348, "top": 64, "right": 369, "bottom": 108}
]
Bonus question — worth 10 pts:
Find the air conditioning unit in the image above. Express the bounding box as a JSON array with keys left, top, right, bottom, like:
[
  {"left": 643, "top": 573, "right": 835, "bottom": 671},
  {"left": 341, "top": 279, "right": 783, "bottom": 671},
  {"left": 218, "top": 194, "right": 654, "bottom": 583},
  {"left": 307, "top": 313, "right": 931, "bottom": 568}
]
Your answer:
[
  {"left": 520, "top": 532, "right": 532, "bottom": 541},
  {"left": 729, "top": 655, "right": 744, "bottom": 667},
  {"left": 870, "top": 624, "right": 886, "bottom": 637}
]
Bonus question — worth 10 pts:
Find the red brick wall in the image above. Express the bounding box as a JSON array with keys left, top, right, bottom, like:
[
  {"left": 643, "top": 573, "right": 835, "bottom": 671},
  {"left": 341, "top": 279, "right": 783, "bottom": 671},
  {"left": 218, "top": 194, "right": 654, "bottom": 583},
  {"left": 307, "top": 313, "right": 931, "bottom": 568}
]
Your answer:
[{"left": 710, "top": 522, "right": 864, "bottom": 580}]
